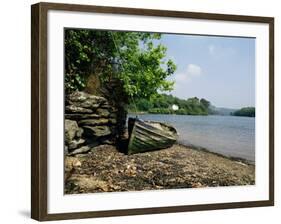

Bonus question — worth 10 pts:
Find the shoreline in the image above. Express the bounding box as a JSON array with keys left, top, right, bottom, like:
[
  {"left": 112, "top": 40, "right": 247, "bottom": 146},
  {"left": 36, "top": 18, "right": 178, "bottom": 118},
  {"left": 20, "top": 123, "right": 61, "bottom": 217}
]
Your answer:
[
  {"left": 178, "top": 143, "right": 255, "bottom": 165},
  {"left": 65, "top": 143, "right": 255, "bottom": 194},
  {"left": 128, "top": 113, "right": 255, "bottom": 163},
  {"left": 128, "top": 112, "right": 255, "bottom": 118}
]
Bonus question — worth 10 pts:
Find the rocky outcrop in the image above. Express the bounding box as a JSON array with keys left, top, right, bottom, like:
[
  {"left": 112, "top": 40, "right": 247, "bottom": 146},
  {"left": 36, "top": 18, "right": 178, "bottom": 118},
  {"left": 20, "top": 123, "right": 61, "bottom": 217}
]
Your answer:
[
  {"left": 65, "top": 119, "right": 82, "bottom": 144},
  {"left": 64, "top": 91, "right": 122, "bottom": 155}
]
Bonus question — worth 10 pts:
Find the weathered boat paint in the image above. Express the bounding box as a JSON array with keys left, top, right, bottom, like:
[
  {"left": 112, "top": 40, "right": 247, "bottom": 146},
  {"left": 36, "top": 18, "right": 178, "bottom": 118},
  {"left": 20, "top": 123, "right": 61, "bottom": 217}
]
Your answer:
[{"left": 127, "top": 118, "right": 178, "bottom": 154}]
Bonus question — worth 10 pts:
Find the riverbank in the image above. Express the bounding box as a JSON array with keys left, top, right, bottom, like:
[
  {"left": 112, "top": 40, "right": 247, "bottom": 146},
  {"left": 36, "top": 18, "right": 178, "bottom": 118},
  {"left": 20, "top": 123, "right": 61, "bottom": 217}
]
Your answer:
[
  {"left": 65, "top": 144, "right": 255, "bottom": 194},
  {"left": 128, "top": 114, "right": 255, "bottom": 161}
]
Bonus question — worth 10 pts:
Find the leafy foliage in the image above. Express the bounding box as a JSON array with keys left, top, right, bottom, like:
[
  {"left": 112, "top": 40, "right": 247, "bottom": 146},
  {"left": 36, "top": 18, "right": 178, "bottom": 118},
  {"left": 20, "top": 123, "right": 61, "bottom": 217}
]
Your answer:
[
  {"left": 65, "top": 29, "right": 176, "bottom": 99},
  {"left": 232, "top": 107, "right": 255, "bottom": 117},
  {"left": 129, "top": 94, "right": 211, "bottom": 115}
]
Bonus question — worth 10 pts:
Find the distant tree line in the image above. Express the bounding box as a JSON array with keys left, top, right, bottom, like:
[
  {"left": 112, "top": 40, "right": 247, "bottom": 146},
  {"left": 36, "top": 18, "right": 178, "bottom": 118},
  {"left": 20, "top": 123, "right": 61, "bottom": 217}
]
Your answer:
[
  {"left": 129, "top": 94, "right": 211, "bottom": 115},
  {"left": 232, "top": 107, "right": 255, "bottom": 117}
]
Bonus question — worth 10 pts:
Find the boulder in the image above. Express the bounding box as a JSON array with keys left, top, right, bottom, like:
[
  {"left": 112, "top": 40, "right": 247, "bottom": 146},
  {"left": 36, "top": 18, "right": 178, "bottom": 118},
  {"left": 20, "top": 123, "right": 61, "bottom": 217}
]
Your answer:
[
  {"left": 78, "top": 118, "right": 109, "bottom": 126},
  {"left": 96, "top": 108, "right": 110, "bottom": 117},
  {"left": 65, "top": 91, "right": 121, "bottom": 151},
  {"left": 76, "top": 128, "right": 84, "bottom": 138},
  {"left": 65, "top": 113, "right": 100, "bottom": 120},
  {"left": 68, "top": 138, "right": 85, "bottom": 150},
  {"left": 65, "top": 105, "right": 93, "bottom": 114},
  {"left": 100, "top": 103, "right": 111, "bottom": 109},
  {"left": 83, "top": 126, "right": 111, "bottom": 137},
  {"left": 66, "top": 91, "right": 107, "bottom": 109},
  {"left": 68, "top": 146, "right": 91, "bottom": 155},
  {"left": 65, "top": 119, "right": 80, "bottom": 144}
]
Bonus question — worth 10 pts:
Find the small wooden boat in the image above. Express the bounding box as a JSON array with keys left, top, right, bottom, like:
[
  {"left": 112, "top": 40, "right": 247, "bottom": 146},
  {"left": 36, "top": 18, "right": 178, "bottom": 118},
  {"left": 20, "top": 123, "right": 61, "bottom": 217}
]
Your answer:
[{"left": 127, "top": 117, "right": 178, "bottom": 155}]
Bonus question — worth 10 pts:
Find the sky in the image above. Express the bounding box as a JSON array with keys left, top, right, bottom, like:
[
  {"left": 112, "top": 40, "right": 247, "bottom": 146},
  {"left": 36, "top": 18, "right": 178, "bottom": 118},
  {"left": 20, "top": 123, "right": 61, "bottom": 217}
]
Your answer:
[{"left": 158, "top": 34, "right": 255, "bottom": 109}]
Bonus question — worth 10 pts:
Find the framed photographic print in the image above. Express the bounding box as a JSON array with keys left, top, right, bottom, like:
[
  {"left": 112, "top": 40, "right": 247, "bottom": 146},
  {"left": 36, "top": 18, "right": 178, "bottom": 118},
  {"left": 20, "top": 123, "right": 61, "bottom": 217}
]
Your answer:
[{"left": 31, "top": 2, "right": 274, "bottom": 221}]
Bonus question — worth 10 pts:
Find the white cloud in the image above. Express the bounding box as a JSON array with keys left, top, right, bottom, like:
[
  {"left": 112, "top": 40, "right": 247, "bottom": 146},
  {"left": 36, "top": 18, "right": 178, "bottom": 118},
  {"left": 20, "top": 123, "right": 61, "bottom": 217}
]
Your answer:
[
  {"left": 174, "top": 64, "right": 202, "bottom": 83},
  {"left": 186, "top": 64, "right": 202, "bottom": 77},
  {"left": 164, "top": 64, "right": 203, "bottom": 99}
]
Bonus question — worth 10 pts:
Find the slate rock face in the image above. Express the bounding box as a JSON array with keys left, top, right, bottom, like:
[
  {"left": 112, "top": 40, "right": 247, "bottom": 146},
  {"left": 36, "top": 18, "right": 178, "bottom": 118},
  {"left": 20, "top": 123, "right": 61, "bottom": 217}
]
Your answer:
[
  {"left": 64, "top": 91, "right": 123, "bottom": 155},
  {"left": 65, "top": 113, "right": 100, "bottom": 120},
  {"left": 96, "top": 108, "right": 110, "bottom": 117},
  {"left": 83, "top": 126, "right": 111, "bottom": 137},
  {"left": 68, "top": 138, "right": 85, "bottom": 150},
  {"left": 78, "top": 118, "right": 109, "bottom": 126},
  {"left": 65, "top": 105, "right": 93, "bottom": 114},
  {"left": 68, "top": 146, "right": 91, "bottom": 155},
  {"left": 65, "top": 119, "right": 82, "bottom": 145},
  {"left": 66, "top": 91, "right": 107, "bottom": 109}
]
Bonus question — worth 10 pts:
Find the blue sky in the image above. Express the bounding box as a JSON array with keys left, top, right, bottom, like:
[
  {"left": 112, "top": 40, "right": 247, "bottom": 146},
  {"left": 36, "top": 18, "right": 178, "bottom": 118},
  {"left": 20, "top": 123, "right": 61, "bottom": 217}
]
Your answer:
[{"left": 159, "top": 34, "right": 255, "bottom": 109}]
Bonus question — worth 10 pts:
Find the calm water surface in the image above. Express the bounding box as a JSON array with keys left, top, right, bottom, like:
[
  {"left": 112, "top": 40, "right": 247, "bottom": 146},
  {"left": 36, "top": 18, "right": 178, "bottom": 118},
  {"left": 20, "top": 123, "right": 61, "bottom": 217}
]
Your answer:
[{"left": 128, "top": 114, "right": 255, "bottom": 162}]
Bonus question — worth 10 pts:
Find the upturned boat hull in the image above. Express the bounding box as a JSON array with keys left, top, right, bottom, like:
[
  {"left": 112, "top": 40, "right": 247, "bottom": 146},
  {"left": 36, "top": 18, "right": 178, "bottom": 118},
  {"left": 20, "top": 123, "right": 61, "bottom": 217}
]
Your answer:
[{"left": 127, "top": 118, "right": 178, "bottom": 155}]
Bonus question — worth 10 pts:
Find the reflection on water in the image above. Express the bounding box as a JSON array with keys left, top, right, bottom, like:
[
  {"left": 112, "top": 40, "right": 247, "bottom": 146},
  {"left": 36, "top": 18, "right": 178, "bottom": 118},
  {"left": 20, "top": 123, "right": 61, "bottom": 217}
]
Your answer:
[{"left": 128, "top": 114, "right": 255, "bottom": 162}]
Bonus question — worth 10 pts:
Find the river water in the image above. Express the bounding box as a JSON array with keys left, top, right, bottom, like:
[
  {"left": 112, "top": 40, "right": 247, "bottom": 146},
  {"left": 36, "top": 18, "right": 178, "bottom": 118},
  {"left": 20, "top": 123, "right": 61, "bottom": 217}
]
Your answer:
[{"left": 128, "top": 114, "right": 255, "bottom": 162}]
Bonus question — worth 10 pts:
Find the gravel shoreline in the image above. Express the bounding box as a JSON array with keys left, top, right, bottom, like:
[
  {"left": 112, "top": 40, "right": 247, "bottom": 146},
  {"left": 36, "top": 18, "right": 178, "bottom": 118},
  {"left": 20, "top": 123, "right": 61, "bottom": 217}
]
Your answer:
[{"left": 65, "top": 144, "right": 255, "bottom": 194}]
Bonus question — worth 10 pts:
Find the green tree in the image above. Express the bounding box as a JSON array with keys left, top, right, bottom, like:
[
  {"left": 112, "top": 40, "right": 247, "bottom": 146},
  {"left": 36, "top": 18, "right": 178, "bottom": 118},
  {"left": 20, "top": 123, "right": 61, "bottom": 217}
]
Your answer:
[
  {"left": 130, "top": 94, "right": 212, "bottom": 115},
  {"left": 65, "top": 29, "right": 176, "bottom": 99},
  {"left": 187, "top": 97, "right": 200, "bottom": 105},
  {"left": 135, "top": 99, "right": 153, "bottom": 111},
  {"left": 232, "top": 107, "right": 255, "bottom": 117},
  {"left": 200, "top": 98, "right": 210, "bottom": 109}
]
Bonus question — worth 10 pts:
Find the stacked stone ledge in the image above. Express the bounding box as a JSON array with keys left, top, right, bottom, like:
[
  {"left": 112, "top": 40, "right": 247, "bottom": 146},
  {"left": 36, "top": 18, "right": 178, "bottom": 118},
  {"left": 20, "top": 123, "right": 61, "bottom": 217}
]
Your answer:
[{"left": 64, "top": 91, "right": 118, "bottom": 155}]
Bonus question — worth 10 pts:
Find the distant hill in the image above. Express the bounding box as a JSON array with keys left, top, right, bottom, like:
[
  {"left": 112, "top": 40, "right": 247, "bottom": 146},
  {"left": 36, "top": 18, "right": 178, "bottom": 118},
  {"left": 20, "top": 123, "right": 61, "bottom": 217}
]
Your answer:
[
  {"left": 209, "top": 106, "right": 236, "bottom": 116},
  {"left": 129, "top": 94, "right": 251, "bottom": 117},
  {"left": 232, "top": 107, "right": 255, "bottom": 117}
]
